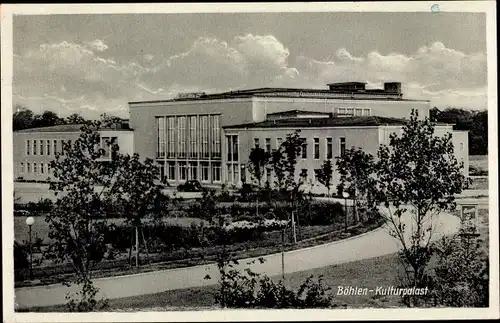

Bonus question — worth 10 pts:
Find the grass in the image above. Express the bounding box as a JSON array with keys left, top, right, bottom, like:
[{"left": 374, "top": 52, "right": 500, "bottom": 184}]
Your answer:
[
  {"left": 14, "top": 216, "right": 209, "bottom": 244},
  {"left": 469, "top": 155, "right": 488, "bottom": 176},
  {"left": 24, "top": 203, "right": 490, "bottom": 312},
  {"left": 24, "top": 252, "right": 405, "bottom": 312},
  {"left": 15, "top": 218, "right": 384, "bottom": 288}
]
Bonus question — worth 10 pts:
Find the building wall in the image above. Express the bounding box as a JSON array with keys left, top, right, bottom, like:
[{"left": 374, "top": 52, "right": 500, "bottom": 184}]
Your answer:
[
  {"left": 225, "top": 127, "right": 381, "bottom": 191},
  {"left": 13, "top": 131, "right": 134, "bottom": 181},
  {"left": 252, "top": 97, "right": 430, "bottom": 122},
  {"left": 452, "top": 130, "right": 469, "bottom": 177},
  {"left": 129, "top": 99, "right": 254, "bottom": 185}
]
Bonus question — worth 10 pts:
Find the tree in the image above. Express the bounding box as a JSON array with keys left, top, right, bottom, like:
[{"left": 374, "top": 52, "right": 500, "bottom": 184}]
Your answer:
[
  {"left": 13, "top": 106, "right": 34, "bottom": 131},
  {"left": 101, "top": 113, "right": 128, "bottom": 129},
  {"left": 31, "top": 110, "right": 66, "bottom": 128},
  {"left": 270, "top": 148, "right": 286, "bottom": 193},
  {"left": 335, "top": 147, "right": 377, "bottom": 223},
  {"left": 247, "top": 147, "right": 271, "bottom": 216},
  {"left": 46, "top": 121, "right": 120, "bottom": 311},
  {"left": 371, "top": 110, "right": 470, "bottom": 306},
  {"left": 315, "top": 160, "right": 334, "bottom": 197},
  {"left": 67, "top": 113, "right": 88, "bottom": 125},
  {"left": 111, "top": 153, "right": 166, "bottom": 267}
]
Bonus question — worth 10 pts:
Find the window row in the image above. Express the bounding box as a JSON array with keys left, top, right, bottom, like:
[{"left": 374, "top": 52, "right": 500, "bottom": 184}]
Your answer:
[
  {"left": 156, "top": 114, "right": 221, "bottom": 160},
  {"left": 19, "top": 162, "right": 50, "bottom": 175},
  {"left": 334, "top": 107, "right": 371, "bottom": 117},
  {"left": 26, "top": 139, "right": 65, "bottom": 156},
  {"left": 157, "top": 161, "right": 222, "bottom": 182},
  {"left": 254, "top": 136, "right": 346, "bottom": 160}
]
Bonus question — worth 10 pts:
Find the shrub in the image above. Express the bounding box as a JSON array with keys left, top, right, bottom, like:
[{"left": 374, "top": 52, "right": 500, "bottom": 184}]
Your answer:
[{"left": 14, "top": 242, "right": 29, "bottom": 281}]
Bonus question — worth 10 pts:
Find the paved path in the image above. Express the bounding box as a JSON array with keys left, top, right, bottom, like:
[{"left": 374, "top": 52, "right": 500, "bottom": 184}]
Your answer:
[{"left": 14, "top": 208, "right": 461, "bottom": 309}]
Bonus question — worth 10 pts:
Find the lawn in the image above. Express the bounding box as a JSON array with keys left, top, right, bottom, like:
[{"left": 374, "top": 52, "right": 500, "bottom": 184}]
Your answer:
[
  {"left": 24, "top": 204, "right": 489, "bottom": 312},
  {"left": 14, "top": 216, "right": 209, "bottom": 244},
  {"left": 469, "top": 155, "right": 488, "bottom": 175}
]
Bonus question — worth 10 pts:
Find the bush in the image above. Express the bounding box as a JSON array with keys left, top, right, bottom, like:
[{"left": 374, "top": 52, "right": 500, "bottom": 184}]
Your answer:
[{"left": 14, "top": 242, "right": 29, "bottom": 281}]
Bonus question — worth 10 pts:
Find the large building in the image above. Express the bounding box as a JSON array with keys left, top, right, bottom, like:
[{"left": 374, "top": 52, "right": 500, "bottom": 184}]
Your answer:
[
  {"left": 128, "top": 82, "right": 469, "bottom": 192},
  {"left": 13, "top": 124, "right": 134, "bottom": 181}
]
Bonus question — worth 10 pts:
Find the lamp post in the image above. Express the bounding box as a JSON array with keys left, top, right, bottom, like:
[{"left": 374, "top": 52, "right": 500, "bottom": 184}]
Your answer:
[
  {"left": 25, "top": 216, "right": 35, "bottom": 280},
  {"left": 342, "top": 191, "right": 349, "bottom": 232}
]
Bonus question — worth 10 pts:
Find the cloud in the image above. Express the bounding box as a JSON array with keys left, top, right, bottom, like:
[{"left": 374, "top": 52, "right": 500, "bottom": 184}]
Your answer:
[
  {"left": 13, "top": 37, "right": 488, "bottom": 118},
  {"left": 293, "top": 42, "right": 487, "bottom": 109},
  {"left": 84, "top": 39, "right": 109, "bottom": 52}
]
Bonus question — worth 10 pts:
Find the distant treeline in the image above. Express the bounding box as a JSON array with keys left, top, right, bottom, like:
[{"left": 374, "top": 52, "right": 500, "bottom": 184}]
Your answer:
[
  {"left": 12, "top": 105, "right": 128, "bottom": 131},
  {"left": 430, "top": 107, "right": 488, "bottom": 155}
]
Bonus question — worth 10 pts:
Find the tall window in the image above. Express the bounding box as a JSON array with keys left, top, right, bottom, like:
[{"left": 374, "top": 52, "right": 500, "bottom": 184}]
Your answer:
[
  {"left": 211, "top": 115, "right": 221, "bottom": 159},
  {"left": 326, "top": 137, "right": 333, "bottom": 159},
  {"left": 226, "top": 135, "right": 239, "bottom": 162},
  {"left": 179, "top": 162, "right": 187, "bottom": 180},
  {"left": 40, "top": 162, "right": 45, "bottom": 174},
  {"left": 201, "top": 116, "right": 209, "bottom": 159},
  {"left": 362, "top": 108, "right": 370, "bottom": 116},
  {"left": 265, "top": 138, "right": 271, "bottom": 153},
  {"left": 168, "top": 161, "right": 176, "bottom": 180},
  {"left": 46, "top": 140, "right": 51, "bottom": 155},
  {"left": 212, "top": 162, "right": 221, "bottom": 182},
  {"left": 40, "top": 140, "right": 44, "bottom": 156},
  {"left": 20, "top": 162, "right": 25, "bottom": 174},
  {"left": 33, "top": 162, "right": 37, "bottom": 174},
  {"left": 178, "top": 117, "right": 186, "bottom": 158},
  {"left": 340, "top": 137, "right": 346, "bottom": 156},
  {"left": 276, "top": 138, "right": 283, "bottom": 148},
  {"left": 254, "top": 138, "right": 260, "bottom": 148},
  {"left": 26, "top": 140, "right": 31, "bottom": 156},
  {"left": 188, "top": 161, "right": 198, "bottom": 180},
  {"left": 460, "top": 142, "right": 464, "bottom": 151},
  {"left": 301, "top": 139, "right": 307, "bottom": 159},
  {"left": 33, "top": 140, "right": 37, "bottom": 155},
  {"left": 157, "top": 117, "right": 165, "bottom": 158},
  {"left": 266, "top": 167, "right": 272, "bottom": 185},
  {"left": 338, "top": 108, "right": 346, "bottom": 115},
  {"left": 355, "top": 108, "right": 362, "bottom": 117},
  {"left": 53, "top": 140, "right": 58, "bottom": 154},
  {"left": 189, "top": 116, "right": 197, "bottom": 158},
  {"left": 101, "top": 137, "right": 116, "bottom": 158},
  {"left": 313, "top": 138, "right": 320, "bottom": 159},
  {"left": 27, "top": 162, "right": 31, "bottom": 174},
  {"left": 346, "top": 108, "right": 354, "bottom": 116},
  {"left": 201, "top": 162, "right": 209, "bottom": 182},
  {"left": 168, "top": 117, "right": 176, "bottom": 158}
]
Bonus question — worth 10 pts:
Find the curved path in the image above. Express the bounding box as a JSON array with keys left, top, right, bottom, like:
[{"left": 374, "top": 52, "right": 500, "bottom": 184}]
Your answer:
[{"left": 15, "top": 209, "right": 461, "bottom": 309}]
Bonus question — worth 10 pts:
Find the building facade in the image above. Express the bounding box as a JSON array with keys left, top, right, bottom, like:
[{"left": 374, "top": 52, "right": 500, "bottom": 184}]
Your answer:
[
  {"left": 130, "top": 82, "right": 452, "bottom": 190},
  {"left": 13, "top": 124, "right": 134, "bottom": 181}
]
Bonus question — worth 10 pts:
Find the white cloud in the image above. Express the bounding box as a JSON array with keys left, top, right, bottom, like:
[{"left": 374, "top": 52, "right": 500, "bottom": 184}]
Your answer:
[
  {"left": 84, "top": 39, "right": 109, "bottom": 52},
  {"left": 13, "top": 38, "right": 488, "bottom": 118}
]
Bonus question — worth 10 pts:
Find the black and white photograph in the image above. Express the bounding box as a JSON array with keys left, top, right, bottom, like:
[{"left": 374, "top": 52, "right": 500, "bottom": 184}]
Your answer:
[{"left": 1, "top": 2, "right": 498, "bottom": 322}]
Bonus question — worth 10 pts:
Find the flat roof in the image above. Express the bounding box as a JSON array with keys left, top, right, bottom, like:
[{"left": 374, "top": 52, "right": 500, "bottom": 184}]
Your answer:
[
  {"left": 15, "top": 124, "right": 134, "bottom": 133},
  {"left": 223, "top": 116, "right": 450, "bottom": 129},
  {"left": 129, "top": 86, "right": 429, "bottom": 105}
]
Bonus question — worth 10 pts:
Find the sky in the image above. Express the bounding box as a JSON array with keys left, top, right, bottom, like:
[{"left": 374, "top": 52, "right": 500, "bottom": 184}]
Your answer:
[{"left": 12, "top": 12, "right": 488, "bottom": 119}]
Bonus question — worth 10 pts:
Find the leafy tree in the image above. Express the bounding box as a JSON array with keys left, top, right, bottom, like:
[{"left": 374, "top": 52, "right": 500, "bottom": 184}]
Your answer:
[
  {"left": 247, "top": 147, "right": 271, "bottom": 216},
  {"left": 32, "top": 110, "right": 66, "bottom": 128},
  {"left": 111, "top": 153, "right": 167, "bottom": 267},
  {"left": 67, "top": 113, "right": 88, "bottom": 125},
  {"left": 424, "top": 222, "right": 489, "bottom": 307},
  {"left": 371, "top": 110, "right": 470, "bottom": 306},
  {"left": 46, "top": 121, "right": 120, "bottom": 311},
  {"left": 335, "top": 147, "right": 377, "bottom": 223},
  {"left": 431, "top": 107, "right": 488, "bottom": 155},
  {"left": 100, "top": 113, "right": 128, "bottom": 129},
  {"left": 282, "top": 130, "right": 305, "bottom": 193},
  {"left": 13, "top": 106, "right": 34, "bottom": 131},
  {"left": 315, "top": 159, "right": 334, "bottom": 197},
  {"left": 270, "top": 148, "right": 286, "bottom": 193}
]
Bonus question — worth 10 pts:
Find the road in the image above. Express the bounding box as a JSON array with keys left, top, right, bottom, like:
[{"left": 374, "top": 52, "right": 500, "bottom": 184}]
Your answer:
[{"left": 14, "top": 207, "right": 462, "bottom": 309}]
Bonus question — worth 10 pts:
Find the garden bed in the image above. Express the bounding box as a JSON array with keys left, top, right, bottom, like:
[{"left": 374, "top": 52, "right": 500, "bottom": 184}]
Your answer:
[{"left": 15, "top": 217, "right": 384, "bottom": 288}]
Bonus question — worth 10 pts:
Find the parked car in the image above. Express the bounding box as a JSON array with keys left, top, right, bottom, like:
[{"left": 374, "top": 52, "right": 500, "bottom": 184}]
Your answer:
[{"left": 177, "top": 180, "right": 203, "bottom": 192}]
